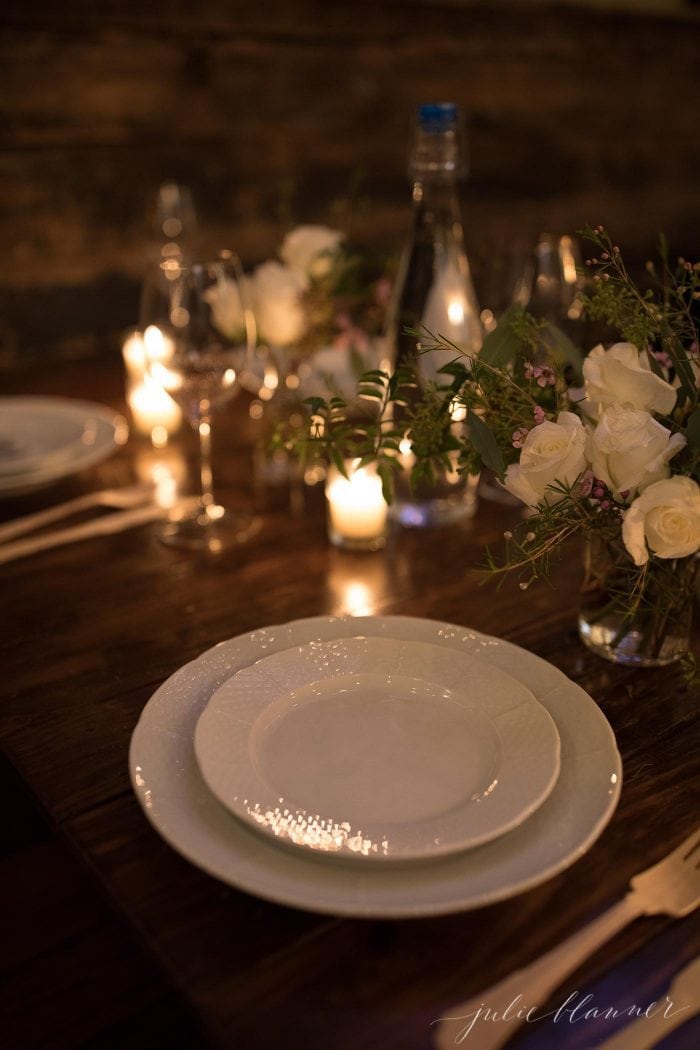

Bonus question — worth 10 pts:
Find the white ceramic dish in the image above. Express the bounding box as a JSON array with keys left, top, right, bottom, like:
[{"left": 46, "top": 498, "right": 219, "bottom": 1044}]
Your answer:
[
  {"left": 194, "top": 636, "right": 561, "bottom": 862},
  {"left": 0, "top": 397, "right": 127, "bottom": 495},
  {"left": 129, "top": 616, "right": 622, "bottom": 918}
]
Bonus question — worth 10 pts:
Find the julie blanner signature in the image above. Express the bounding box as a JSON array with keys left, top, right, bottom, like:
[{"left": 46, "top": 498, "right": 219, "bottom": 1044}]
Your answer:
[{"left": 435, "top": 990, "right": 692, "bottom": 1043}]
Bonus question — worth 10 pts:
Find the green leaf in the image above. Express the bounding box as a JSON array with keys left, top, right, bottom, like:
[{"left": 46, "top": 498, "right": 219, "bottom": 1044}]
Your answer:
[
  {"left": 304, "top": 396, "right": 327, "bottom": 414},
  {"left": 389, "top": 367, "right": 417, "bottom": 398},
  {"left": 437, "top": 361, "right": 470, "bottom": 379},
  {"left": 644, "top": 348, "right": 665, "bottom": 379},
  {"left": 479, "top": 305, "right": 526, "bottom": 368},
  {"left": 663, "top": 341, "right": 694, "bottom": 406},
  {"left": 542, "top": 324, "right": 584, "bottom": 380},
  {"left": 330, "top": 447, "right": 348, "bottom": 478},
  {"left": 467, "top": 409, "right": 505, "bottom": 477},
  {"left": 683, "top": 409, "right": 700, "bottom": 450},
  {"left": 377, "top": 460, "right": 395, "bottom": 504}
]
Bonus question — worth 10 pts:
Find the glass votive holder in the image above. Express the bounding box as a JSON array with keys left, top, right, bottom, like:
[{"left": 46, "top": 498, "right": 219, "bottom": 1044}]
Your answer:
[
  {"left": 121, "top": 329, "right": 182, "bottom": 447},
  {"left": 325, "top": 459, "right": 388, "bottom": 552}
]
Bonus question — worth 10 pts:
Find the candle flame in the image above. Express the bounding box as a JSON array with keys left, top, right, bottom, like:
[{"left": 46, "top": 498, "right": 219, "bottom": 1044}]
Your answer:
[{"left": 447, "top": 298, "right": 465, "bottom": 326}]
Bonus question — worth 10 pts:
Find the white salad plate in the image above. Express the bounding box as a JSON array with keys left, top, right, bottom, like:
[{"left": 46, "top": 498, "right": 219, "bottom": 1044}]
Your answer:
[
  {"left": 129, "top": 616, "right": 622, "bottom": 918},
  {"left": 0, "top": 397, "right": 127, "bottom": 495},
  {"left": 194, "top": 636, "right": 561, "bottom": 862}
]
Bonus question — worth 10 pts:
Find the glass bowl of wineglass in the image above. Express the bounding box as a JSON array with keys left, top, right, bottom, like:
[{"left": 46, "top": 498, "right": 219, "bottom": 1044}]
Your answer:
[{"left": 139, "top": 251, "right": 261, "bottom": 551}]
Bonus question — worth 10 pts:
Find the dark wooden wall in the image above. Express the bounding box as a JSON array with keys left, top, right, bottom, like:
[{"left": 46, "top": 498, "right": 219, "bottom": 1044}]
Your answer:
[{"left": 1, "top": 0, "right": 699, "bottom": 360}]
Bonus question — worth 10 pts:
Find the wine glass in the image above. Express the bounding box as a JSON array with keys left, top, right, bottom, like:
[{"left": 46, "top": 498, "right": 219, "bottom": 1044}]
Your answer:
[
  {"left": 139, "top": 251, "right": 261, "bottom": 551},
  {"left": 513, "top": 233, "right": 583, "bottom": 324}
]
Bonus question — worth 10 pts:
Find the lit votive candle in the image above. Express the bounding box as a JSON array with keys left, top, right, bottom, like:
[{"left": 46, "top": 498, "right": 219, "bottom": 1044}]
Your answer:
[
  {"left": 121, "top": 330, "right": 182, "bottom": 446},
  {"left": 326, "top": 460, "right": 388, "bottom": 551}
]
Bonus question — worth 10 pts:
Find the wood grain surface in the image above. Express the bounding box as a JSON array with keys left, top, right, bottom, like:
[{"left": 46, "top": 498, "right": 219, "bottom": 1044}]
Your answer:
[
  {"left": 1, "top": 357, "right": 699, "bottom": 1049},
  {"left": 2, "top": 1, "right": 699, "bottom": 358}
]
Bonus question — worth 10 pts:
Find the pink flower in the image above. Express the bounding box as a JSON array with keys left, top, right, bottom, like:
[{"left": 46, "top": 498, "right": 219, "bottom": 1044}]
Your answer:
[
  {"left": 525, "top": 362, "right": 556, "bottom": 387},
  {"left": 579, "top": 470, "right": 594, "bottom": 497},
  {"left": 534, "top": 365, "right": 556, "bottom": 388},
  {"left": 653, "top": 349, "right": 673, "bottom": 370},
  {"left": 333, "top": 326, "right": 370, "bottom": 354},
  {"left": 533, "top": 405, "right": 545, "bottom": 425},
  {"left": 512, "top": 426, "right": 530, "bottom": 449},
  {"left": 374, "top": 278, "right": 392, "bottom": 307}
]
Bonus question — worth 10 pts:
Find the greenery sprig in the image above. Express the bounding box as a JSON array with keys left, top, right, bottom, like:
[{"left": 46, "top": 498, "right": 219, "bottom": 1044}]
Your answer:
[{"left": 280, "top": 304, "right": 578, "bottom": 497}]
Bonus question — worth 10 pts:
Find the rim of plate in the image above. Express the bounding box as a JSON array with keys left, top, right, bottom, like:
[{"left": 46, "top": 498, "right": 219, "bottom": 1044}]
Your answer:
[{"left": 129, "top": 615, "right": 622, "bottom": 918}]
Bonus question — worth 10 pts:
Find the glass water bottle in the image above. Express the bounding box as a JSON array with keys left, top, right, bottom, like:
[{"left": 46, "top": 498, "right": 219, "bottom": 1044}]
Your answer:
[{"left": 385, "top": 103, "right": 482, "bottom": 527}]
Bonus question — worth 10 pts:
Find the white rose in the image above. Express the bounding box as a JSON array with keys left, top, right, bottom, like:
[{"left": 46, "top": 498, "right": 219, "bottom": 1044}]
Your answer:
[
  {"left": 503, "top": 411, "right": 588, "bottom": 507},
  {"left": 203, "top": 276, "right": 247, "bottom": 341},
  {"left": 280, "top": 225, "right": 344, "bottom": 286},
  {"left": 583, "top": 342, "right": 677, "bottom": 417},
  {"left": 251, "top": 261, "right": 305, "bottom": 347},
  {"left": 587, "top": 404, "right": 686, "bottom": 497},
  {"left": 622, "top": 475, "right": 700, "bottom": 565}
]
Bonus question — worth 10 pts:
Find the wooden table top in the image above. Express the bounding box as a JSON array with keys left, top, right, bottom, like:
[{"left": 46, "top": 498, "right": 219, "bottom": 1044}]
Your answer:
[{"left": 1, "top": 357, "right": 698, "bottom": 1050}]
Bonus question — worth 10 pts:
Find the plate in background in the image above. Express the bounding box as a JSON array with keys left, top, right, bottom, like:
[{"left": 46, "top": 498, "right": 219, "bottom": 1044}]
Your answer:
[{"left": 0, "top": 397, "right": 127, "bottom": 496}]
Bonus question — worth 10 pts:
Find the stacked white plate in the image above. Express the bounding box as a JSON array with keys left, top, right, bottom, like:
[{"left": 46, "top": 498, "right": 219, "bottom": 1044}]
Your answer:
[
  {"left": 129, "top": 616, "right": 622, "bottom": 918},
  {"left": 0, "top": 397, "right": 127, "bottom": 497}
]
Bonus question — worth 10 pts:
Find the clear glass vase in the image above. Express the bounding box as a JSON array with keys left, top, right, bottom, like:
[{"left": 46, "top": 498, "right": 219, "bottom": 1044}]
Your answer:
[
  {"left": 249, "top": 349, "right": 308, "bottom": 509},
  {"left": 253, "top": 337, "right": 384, "bottom": 495},
  {"left": 578, "top": 535, "right": 697, "bottom": 668}
]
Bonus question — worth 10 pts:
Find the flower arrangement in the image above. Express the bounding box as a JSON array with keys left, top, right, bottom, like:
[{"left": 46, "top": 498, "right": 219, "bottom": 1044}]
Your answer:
[
  {"left": 294, "top": 227, "right": 700, "bottom": 675},
  {"left": 250, "top": 224, "right": 390, "bottom": 363}
]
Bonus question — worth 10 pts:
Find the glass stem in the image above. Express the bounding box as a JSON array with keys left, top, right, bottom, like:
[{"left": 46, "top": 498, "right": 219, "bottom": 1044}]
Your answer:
[{"left": 197, "top": 408, "right": 215, "bottom": 515}]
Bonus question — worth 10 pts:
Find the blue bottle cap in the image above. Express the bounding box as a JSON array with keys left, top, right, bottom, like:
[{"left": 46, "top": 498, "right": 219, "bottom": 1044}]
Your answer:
[{"left": 418, "top": 103, "right": 458, "bottom": 129}]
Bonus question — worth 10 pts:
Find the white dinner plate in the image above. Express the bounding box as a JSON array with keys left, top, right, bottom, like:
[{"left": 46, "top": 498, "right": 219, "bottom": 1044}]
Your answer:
[
  {"left": 194, "top": 636, "right": 561, "bottom": 862},
  {"left": 0, "top": 397, "right": 127, "bottom": 495},
  {"left": 129, "top": 616, "right": 622, "bottom": 918}
]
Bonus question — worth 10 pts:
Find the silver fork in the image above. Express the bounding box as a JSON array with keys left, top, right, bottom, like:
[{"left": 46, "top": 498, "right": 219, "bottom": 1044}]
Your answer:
[
  {"left": 0, "top": 483, "right": 155, "bottom": 545},
  {"left": 595, "top": 953, "right": 700, "bottom": 1050},
  {"left": 433, "top": 828, "right": 700, "bottom": 1050}
]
